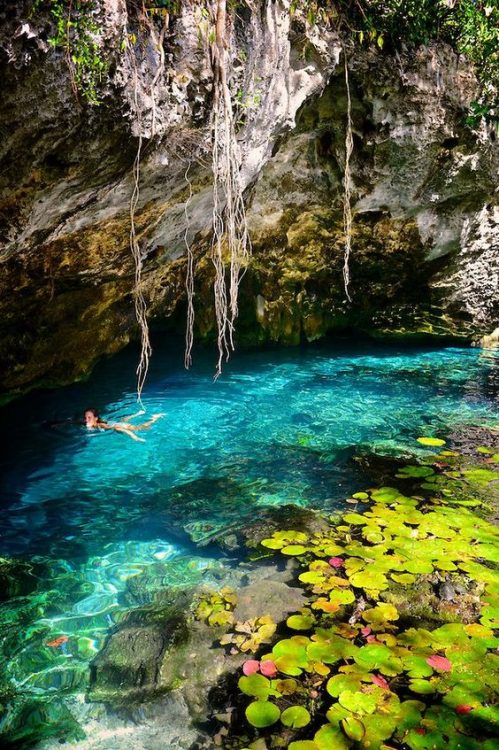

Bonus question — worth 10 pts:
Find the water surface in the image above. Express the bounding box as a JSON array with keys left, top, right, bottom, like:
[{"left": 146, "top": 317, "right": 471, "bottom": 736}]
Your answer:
[{"left": 0, "top": 339, "right": 498, "bottom": 744}]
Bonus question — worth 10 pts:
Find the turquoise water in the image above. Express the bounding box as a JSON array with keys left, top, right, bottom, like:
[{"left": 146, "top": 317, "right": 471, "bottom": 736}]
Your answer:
[{"left": 0, "top": 339, "right": 498, "bottom": 745}]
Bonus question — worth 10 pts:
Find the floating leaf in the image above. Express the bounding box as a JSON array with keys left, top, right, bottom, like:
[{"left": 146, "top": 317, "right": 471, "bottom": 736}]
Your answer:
[
  {"left": 354, "top": 644, "right": 402, "bottom": 676},
  {"left": 245, "top": 700, "right": 280, "bottom": 728},
  {"left": 260, "top": 660, "right": 277, "bottom": 678},
  {"left": 426, "top": 655, "right": 451, "bottom": 672},
  {"left": 288, "top": 742, "right": 319, "bottom": 750},
  {"left": 338, "top": 689, "right": 377, "bottom": 714},
  {"left": 363, "top": 603, "right": 399, "bottom": 625},
  {"left": 397, "top": 466, "right": 435, "bottom": 478},
  {"left": 455, "top": 705, "right": 473, "bottom": 714},
  {"left": 409, "top": 679, "right": 437, "bottom": 694},
  {"left": 314, "top": 723, "right": 350, "bottom": 750},
  {"left": 342, "top": 715, "right": 365, "bottom": 741},
  {"left": 242, "top": 660, "right": 260, "bottom": 676},
  {"left": 281, "top": 705, "right": 311, "bottom": 729},
  {"left": 343, "top": 512, "right": 368, "bottom": 525},
  {"left": 372, "top": 674, "right": 390, "bottom": 690},
  {"left": 328, "top": 589, "right": 355, "bottom": 605},
  {"left": 417, "top": 437, "right": 446, "bottom": 447},
  {"left": 275, "top": 678, "right": 298, "bottom": 695},
  {"left": 261, "top": 538, "right": 285, "bottom": 550},
  {"left": 238, "top": 673, "right": 271, "bottom": 699},
  {"left": 287, "top": 613, "right": 315, "bottom": 630},
  {"left": 326, "top": 673, "right": 363, "bottom": 697},
  {"left": 391, "top": 573, "right": 416, "bottom": 585},
  {"left": 349, "top": 571, "right": 389, "bottom": 591},
  {"left": 329, "top": 557, "right": 344, "bottom": 568},
  {"left": 281, "top": 544, "right": 308, "bottom": 556},
  {"left": 352, "top": 491, "right": 369, "bottom": 500}
]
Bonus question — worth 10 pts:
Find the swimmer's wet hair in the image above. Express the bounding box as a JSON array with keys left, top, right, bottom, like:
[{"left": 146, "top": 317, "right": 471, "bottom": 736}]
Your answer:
[{"left": 84, "top": 408, "right": 100, "bottom": 418}]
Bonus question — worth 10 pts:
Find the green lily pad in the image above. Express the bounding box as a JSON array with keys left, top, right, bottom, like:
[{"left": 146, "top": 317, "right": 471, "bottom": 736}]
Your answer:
[
  {"left": 402, "top": 655, "right": 434, "bottom": 678},
  {"left": 260, "top": 538, "right": 285, "bottom": 550},
  {"left": 409, "top": 679, "right": 437, "bottom": 694},
  {"left": 287, "top": 613, "right": 315, "bottom": 630},
  {"left": 417, "top": 437, "right": 446, "bottom": 447},
  {"left": 328, "top": 589, "right": 355, "bottom": 605},
  {"left": 338, "top": 689, "right": 377, "bottom": 714},
  {"left": 341, "top": 715, "right": 365, "bottom": 741},
  {"left": 352, "top": 491, "right": 369, "bottom": 500},
  {"left": 289, "top": 742, "right": 320, "bottom": 750},
  {"left": 238, "top": 673, "right": 271, "bottom": 699},
  {"left": 281, "top": 705, "right": 311, "bottom": 728},
  {"left": 314, "top": 723, "right": 349, "bottom": 750},
  {"left": 326, "top": 673, "right": 363, "bottom": 697},
  {"left": 397, "top": 466, "right": 435, "bottom": 478},
  {"left": 343, "top": 513, "right": 368, "bottom": 525},
  {"left": 349, "top": 570, "right": 389, "bottom": 591},
  {"left": 245, "top": 700, "right": 280, "bottom": 728},
  {"left": 391, "top": 572, "right": 416, "bottom": 585},
  {"left": 363, "top": 603, "right": 399, "bottom": 624},
  {"left": 281, "top": 544, "right": 309, "bottom": 556},
  {"left": 354, "top": 644, "right": 402, "bottom": 676}
]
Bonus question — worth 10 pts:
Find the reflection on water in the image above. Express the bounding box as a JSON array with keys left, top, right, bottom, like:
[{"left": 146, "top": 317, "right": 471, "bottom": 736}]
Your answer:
[{"left": 0, "top": 339, "right": 498, "bottom": 745}]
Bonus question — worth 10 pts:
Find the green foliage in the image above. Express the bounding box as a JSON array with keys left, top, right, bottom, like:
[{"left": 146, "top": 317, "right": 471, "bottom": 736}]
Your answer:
[
  {"left": 228, "top": 440, "right": 499, "bottom": 749},
  {"left": 294, "top": 1, "right": 498, "bottom": 130},
  {"left": 193, "top": 586, "right": 237, "bottom": 627},
  {"left": 32, "top": 0, "right": 108, "bottom": 105}
]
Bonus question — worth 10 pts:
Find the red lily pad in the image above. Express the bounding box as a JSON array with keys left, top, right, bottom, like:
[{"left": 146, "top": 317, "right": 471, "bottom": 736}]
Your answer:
[
  {"left": 260, "top": 660, "right": 278, "bottom": 677},
  {"left": 455, "top": 705, "right": 473, "bottom": 714},
  {"left": 242, "top": 660, "right": 260, "bottom": 676},
  {"left": 371, "top": 674, "right": 390, "bottom": 690},
  {"left": 426, "top": 655, "right": 452, "bottom": 672},
  {"left": 329, "top": 557, "right": 344, "bottom": 568}
]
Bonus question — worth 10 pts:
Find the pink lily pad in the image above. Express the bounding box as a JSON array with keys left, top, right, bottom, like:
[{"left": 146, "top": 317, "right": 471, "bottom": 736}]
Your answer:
[
  {"left": 259, "top": 660, "right": 277, "bottom": 678},
  {"left": 426, "top": 654, "right": 451, "bottom": 672},
  {"left": 242, "top": 660, "right": 260, "bottom": 676},
  {"left": 360, "top": 626, "right": 371, "bottom": 637},
  {"left": 371, "top": 674, "right": 389, "bottom": 690},
  {"left": 329, "top": 557, "right": 344, "bottom": 568},
  {"left": 455, "top": 705, "right": 473, "bottom": 714}
]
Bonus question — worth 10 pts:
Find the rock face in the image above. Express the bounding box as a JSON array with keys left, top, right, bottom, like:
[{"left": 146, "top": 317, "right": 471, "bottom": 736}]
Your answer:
[{"left": 0, "top": 1, "right": 497, "bottom": 396}]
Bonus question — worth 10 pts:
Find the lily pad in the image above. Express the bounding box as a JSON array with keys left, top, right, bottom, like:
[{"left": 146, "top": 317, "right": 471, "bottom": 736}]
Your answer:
[
  {"left": 417, "top": 437, "right": 446, "bottom": 447},
  {"left": 238, "top": 673, "right": 271, "bottom": 699},
  {"left": 314, "top": 724, "right": 349, "bottom": 750},
  {"left": 287, "top": 613, "right": 315, "bottom": 630},
  {"left": 341, "top": 715, "right": 365, "bottom": 741},
  {"left": 281, "top": 705, "right": 311, "bottom": 729},
  {"left": 245, "top": 700, "right": 280, "bottom": 728}
]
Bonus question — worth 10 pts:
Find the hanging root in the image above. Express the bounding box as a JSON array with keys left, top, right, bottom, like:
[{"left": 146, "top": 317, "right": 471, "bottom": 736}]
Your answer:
[
  {"left": 127, "top": 8, "right": 169, "bottom": 401},
  {"left": 184, "top": 161, "right": 195, "bottom": 369},
  {"left": 130, "top": 59, "right": 152, "bottom": 405},
  {"left": 342, "top": 47, "right": 354, "bottom": 304},
  {"left": 210, "top": 0, "right": 251, "bottom": 379}
]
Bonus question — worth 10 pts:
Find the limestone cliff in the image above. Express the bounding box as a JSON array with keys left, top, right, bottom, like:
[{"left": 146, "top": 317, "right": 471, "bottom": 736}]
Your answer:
[{"left": 0, "top": 0, "right": 497, "bottom": 397}]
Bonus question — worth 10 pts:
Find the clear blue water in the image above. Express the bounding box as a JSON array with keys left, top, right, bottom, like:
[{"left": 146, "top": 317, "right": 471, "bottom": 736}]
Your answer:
[{"left": 0, "top": 339, "right": 498, "bottom": 743}]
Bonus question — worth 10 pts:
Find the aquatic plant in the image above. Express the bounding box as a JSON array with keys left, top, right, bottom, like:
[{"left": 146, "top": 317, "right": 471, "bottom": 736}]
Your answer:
[
  {"left": 225, "top": 439, "right": 499, "bottom": 749},
  {"left": 194, "top": 586, "right": 237, "bottom": 627}
]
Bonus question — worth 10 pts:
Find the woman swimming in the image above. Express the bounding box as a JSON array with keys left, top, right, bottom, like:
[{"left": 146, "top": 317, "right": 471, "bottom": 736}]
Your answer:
[{"left": 83, "top": 408, "right": 164, "bottom": 442}]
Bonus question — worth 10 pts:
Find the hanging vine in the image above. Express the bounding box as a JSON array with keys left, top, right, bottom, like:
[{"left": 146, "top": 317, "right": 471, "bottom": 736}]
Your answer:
[
  {"left": 127, "top": 5, "right": 170, "bottom": 403},
  {"left": 342, "top": 47, "right": 354, "bottom": 303},
  {"left": 209, "top": 0, "right": 252, "bottom": 378},
  {"left": 184, "top": 160, "right": 195, "bottom": 369},
  {"left": 129, "top": 61, "right": 152, "bottom": 405}
]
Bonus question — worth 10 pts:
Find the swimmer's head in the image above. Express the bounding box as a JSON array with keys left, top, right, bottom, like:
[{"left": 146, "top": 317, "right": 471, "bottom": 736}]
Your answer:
[{"left": 84, "top": 408, "right": 100, "bottom": 429}]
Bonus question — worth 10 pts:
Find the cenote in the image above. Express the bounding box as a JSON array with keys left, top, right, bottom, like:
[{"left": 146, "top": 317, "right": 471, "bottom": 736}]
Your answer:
[{"left": 0, "top": 339, "right": 498, "bottom": 748}]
